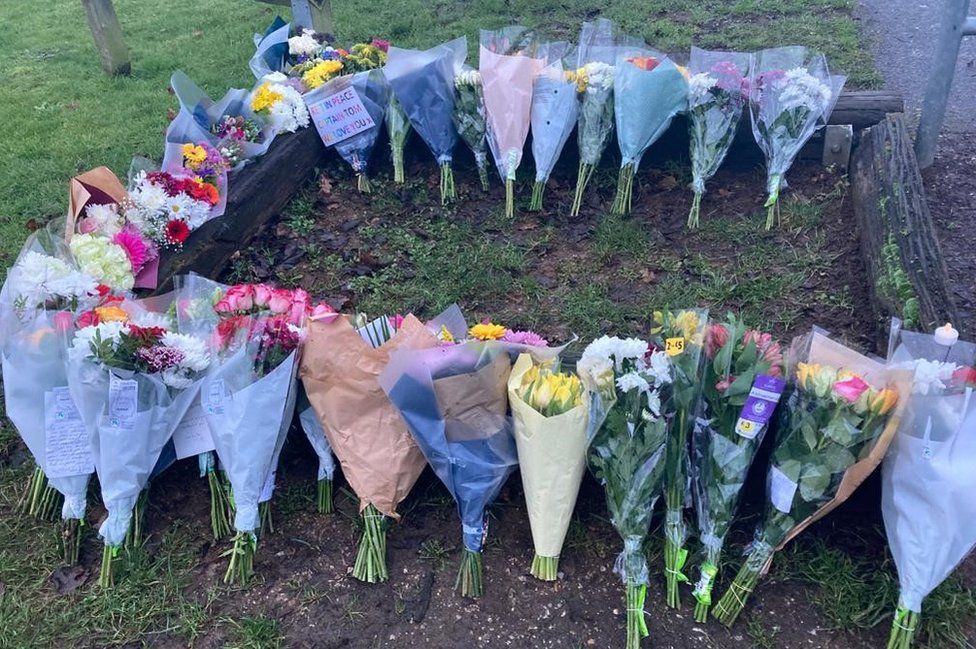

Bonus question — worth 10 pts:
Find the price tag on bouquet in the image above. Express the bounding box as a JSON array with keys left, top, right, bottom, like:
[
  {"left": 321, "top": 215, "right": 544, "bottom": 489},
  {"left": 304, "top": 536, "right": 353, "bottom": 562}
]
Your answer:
[
  {"left": 204, "top": 380, "right": 226, "bottom": 416},
  {"left": 172, "top": 404, "right": 215, "bottom": 459},
  {"left": 735, "top": 375, "right": 786, "bottom": 439},
  {"left": 44, "top": 387, "right": 94, "bottom": 478},
  {"left": 307, "top": 86, "right": 375, "bottom": 146},
  {"left": 107, "top": 376, "right": 138, "bottom": 431}
]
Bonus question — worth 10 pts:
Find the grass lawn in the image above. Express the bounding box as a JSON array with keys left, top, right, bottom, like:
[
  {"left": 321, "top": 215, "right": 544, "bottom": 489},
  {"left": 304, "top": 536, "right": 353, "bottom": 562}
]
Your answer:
[{"left": 0, "top": 0, "right": 878, "bottom": 273}]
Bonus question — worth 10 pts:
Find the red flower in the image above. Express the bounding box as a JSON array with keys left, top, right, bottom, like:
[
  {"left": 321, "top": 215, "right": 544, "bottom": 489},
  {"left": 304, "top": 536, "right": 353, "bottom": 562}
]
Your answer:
[
  {"left": 127, "top": 324, "right": 167, "bottom": 345},
  {"left": 165, "top": 219, "right": 191, "bottom": 245},
  {"left": 951, "top": 365, "right": 976, "bottom": 388},
  {"left": 95, "top": 284, "right": 111, "bottom": 297},
  {"left": 76, "top": 310, "right": 100, "bottom": 328}
]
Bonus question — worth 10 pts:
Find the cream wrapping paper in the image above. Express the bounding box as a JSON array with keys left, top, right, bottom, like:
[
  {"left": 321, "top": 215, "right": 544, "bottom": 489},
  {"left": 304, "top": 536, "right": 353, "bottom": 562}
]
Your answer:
[
  {"left": 299, "top": 314, "right": 439, "bottom": 519},
  {"left": 507, "top": 353, "right": 589, "bottom": 559},
  {"left": 65, "top": 167, "right": 127, "bottom": 242}
]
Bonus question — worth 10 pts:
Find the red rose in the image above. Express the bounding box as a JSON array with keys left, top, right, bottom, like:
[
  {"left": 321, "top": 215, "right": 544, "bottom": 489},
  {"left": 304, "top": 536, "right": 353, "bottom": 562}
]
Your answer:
[
  {"left": 951, "top": 365, "right": 976, "bottom": 388},
  {"left": 165, "top": 219, "right": 191, "bottom": 245}
]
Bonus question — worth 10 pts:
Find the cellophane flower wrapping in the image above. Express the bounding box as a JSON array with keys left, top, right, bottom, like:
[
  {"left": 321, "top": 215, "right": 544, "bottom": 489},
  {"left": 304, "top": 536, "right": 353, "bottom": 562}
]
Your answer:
[
  {"left": 686, "top": 49, "right": 752, "bottom": 227},
  {"left": 385, "top": 95, "right": 412, "bottom": 183},
  {"left": 452, "top": 65, "right": 489, "bottom": 190},
  {"left": 529, "top": 49, "right": 578, "bottom": 210},
  {"left": 303, "top": 68, "right": 390, "bottom": 190},
  {"left": 380, "top": 340, "right": 519, "bottom": 595},
  {"left": 249, "top": 17, "right": 291, "bottom": 79},
  {"left": 577, "top": 335, "right": 674, "bottom": 648},
  {"left": 610, "top": 50, "right": 688, "bottom": 214},
  {"left": 713, "top": 329, "right": 907, "bottom": 626},
  {"left": 384, "top": 37, "right": 466, "bottom": 202},
  {"left": 479, "top": 26, "right": 543, "bottom": 216},
  {"left": 162, "top": 70, "right": 276, "bottom": 176},
  {"left": 748, "top": 46, "right": 845, "bottom": 227},
  {"left": 508, "top": 353, "right": 588, "bottom": 579},
  {"left": 690, "top": 317, "right": 785, "bottom": 619},
  {"left": 882, "top": 324, "right": 976, "bottom": 646}
]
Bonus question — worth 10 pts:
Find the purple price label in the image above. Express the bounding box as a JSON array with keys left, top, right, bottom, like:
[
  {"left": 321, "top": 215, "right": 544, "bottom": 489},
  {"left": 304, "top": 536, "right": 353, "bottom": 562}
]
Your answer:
[{"left": 735, "top": 374, "right": 786, "bottom": 439}]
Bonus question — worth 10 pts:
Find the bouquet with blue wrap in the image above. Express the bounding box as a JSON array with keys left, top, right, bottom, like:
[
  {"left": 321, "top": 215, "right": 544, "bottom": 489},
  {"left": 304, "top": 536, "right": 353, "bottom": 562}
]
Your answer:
[
  {"left": 384, "top": 37, "right": 466, "bottom": 204},
  {"left": 610, "top": 52, "right": 688, "bottom": 215},
  {"left": 303, "top": 69, "right": 390, "bottom": 192},
  {"left": 380, "top": 341, "right": 517, "bottom": 598}
]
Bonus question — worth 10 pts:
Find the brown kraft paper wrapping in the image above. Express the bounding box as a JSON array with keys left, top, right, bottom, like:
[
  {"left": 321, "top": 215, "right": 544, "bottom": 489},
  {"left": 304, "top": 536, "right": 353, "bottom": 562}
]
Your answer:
[
  {"left": 299, "top": 314, "right": 439, "bottom": 519},
  {"left": 432, "top": 353, "right": 511, "bottom": 443},
  {"left": 66, "top": 167, "right": 128, "bottom": 241},
  {"left": 761, "top": 334, "right": 913, "bottom": 574}
]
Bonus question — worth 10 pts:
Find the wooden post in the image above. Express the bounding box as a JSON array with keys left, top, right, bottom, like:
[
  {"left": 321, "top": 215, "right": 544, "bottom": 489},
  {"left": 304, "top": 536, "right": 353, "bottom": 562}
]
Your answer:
[
  {"left": 80, "top": 0, "right": 131, "bottom": 76},
  {"left": 291, "top": 0, "right": 334, "bottom": 37}
]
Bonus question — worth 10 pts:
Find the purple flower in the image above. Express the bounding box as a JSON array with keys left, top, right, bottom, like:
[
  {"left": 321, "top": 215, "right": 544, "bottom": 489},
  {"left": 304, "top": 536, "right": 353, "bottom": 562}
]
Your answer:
[{"left": 502, "top": 329, "right": 549, "bottom": 347}]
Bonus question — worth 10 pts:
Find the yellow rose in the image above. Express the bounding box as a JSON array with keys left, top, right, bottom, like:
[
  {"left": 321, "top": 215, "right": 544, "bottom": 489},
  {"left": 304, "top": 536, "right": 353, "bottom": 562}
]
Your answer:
[
  {"left": 469, "top": 322, "right": 507, "bottom": 341},
  {"left": 869, "top": 388, "right": 898, "bottom": 416},
  {"left": 795, "top": 362, "right": 820, "bottom": 390}
]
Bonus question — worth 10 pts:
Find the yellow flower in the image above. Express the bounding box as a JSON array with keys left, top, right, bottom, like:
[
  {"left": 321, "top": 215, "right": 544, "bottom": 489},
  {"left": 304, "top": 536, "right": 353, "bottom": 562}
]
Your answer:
[
  {"left": 181, "top": 143, "right": 207, "bottom": 167},
  {"left": 95, "top": 305, "right": 130, "bottom": 323},
  {"left": 250, "top": 83, "right": 283, "bottom": 114},
  {"left": 302, "top": 59, "right": 344, "bottom": 90},
  {"left": 469, "top": 322, "right": 507, "bottom": 341},
  {"left": 565, "top": 68, "right": 589, "bottom": 93},
  {"left": 795, "top": 362, "right": 821, "bottom": 390},
  {"left": 517, "top": 364, "right": 584, "bottom": 416},
  {"left": 673, "top": 310, "right": 701, "bottom": 342},
  {"left": 437, "top": 325, "right": 455, "bottom": 343},
  {"left": 869, "top": 388, "right": 898, "bottom": 416},
  {"left": 676, "top": 64, "right": 690, "bottom": 79}
]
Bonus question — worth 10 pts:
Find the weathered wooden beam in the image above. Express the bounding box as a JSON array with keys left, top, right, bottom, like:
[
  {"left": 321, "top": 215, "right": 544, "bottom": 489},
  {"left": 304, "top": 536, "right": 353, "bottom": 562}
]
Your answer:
[
  {"left": 850, "top": 113, "right": 960, "bottom": 334},
  {"left": 155, "top": 127, "right": 327, "bottom": 290},
  {"left": 80, "top": 0, "right": 131, "bottom": 76},
  {"left": 254, "top": 0, "right": 335, "bottom": 36},
  {"left": 829, "top": 91, "right": 904, "bottom": 129}
]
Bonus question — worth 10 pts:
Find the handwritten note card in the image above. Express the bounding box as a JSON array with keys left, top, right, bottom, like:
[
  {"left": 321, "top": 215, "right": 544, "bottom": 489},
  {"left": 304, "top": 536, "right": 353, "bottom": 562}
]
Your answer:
[
  {"left": 172, "top": 404, "right": 215, "bottom": 459},
  {"left": 307, "top": 86, "right": 375, "bottom": 146}
]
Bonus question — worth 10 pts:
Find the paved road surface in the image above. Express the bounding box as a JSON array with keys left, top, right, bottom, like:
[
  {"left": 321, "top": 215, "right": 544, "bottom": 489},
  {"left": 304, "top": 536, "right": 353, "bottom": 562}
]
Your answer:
[{"left": 857, "top": 0, "right": 976, "bottom": 133}]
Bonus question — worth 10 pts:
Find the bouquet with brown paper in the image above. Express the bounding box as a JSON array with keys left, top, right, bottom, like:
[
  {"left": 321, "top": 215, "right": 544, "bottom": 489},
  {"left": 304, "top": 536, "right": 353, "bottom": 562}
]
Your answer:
[
  {"left": 508, "top": 353, "right": 589, "bottom": 581},
  {"left": 299, "top": 313, "right": 440, "bottom": 583}
]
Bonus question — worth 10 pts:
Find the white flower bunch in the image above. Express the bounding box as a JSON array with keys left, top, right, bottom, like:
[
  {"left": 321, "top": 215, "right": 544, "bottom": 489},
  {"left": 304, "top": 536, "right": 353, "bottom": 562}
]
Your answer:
[
  {"left": 83, "top": 203, "right": 124, "bottom": 237},
  {"left": 159, "top": 331, "right": 211, "bottom": 388},
  {"left": 288, "top": 29, "right": 324, "bottom": 59},
  {"left": 896, "top": 358, "right": 958, "bottom": 396},
  {"left": 687, "top": 73, "right": 718, "bottom": 109},
  {"left": 6, "top": 251, "right": 97, "bottom": 312},
  {"left": 69, "top": 320, "right": 128, "bottom": 363},
  {"left": 772, "top": 67, "right": 832, "bottom": 114},
  {"left": 578, "top": 335, "right": 673, "bottom": 413},
  {"left": 261, "top": 73, "right": 310, "bottom": 134},
  {"left": 581, "top": 61, "right": 614, "bottom": 93},
  {"left": 455, "top": 69, "right": 482, "bottom": 89}
]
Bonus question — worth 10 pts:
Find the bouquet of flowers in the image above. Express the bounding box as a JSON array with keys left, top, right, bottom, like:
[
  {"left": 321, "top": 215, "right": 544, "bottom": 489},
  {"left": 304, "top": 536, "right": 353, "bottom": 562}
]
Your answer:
[
  {"left": 685, "top": 49, "right": 751, "bottom": 228},
  {"left": 529, "top": 48, "right": 578, "bottom": 211},
  {"left": 882, "top": 323, "right": 976, "bottom": 649},
  {"left": 508, "top": 353, "right": 588, "bottom": 580},
  {"left": 713, "top": 330, "right": 904, "bottom": 626},
  {"left": 122, "top": 168, "right": 221, "bottom": 255},
  {"left": 250, "top": 72, "right": 311, "bottom": 134},
  {"left": 567, "top": 19, "right": 641, "bottom": 217},
  {"left": 299, "top": 312, "right": 440, "bottom": 583},
  {"left": 386, "top": 95, "right": 412, "bottom": 184},
  {"left": 610, "top": 52, "right": 688, "bottom": 215},
  {"left": 65, "top": 296, "right": 209, "bottom": 586},
  {"left": 480, "top": 26, "right": 543, "bottom": 218},
  {"left": 652, "top": 309, "right": 707, "bottom": 609},
  {"left": 452, "top": 67, "right": 490, "bottom": 192},
  {"left": 384, "top": 38, "right": 467, "bottom": 204},
  {"left": 690, "top": 317, "right": 785, "bottom": 621},
  {"left": 199, "top": 282, "right": 334, "bottom": 583},
  {"left": 577, "top": 335, "right": 674, "bottom": 649},
  {"left": 249, "top": 17, "right": 339, "bottom": 81},
  {"left": 380, "top": 340, "right": 519, "bottom": 597},
  {"left": 749, "top": 47, "right": 845, "bottom": 229},
  {"left": 304, "top": 69, "right": 390, "bottom": 192}
]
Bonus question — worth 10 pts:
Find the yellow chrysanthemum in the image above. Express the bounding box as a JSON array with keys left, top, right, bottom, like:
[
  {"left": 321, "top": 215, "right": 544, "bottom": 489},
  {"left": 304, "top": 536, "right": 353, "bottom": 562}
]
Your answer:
[
  {"left": 302, "top": 59, "right": 344, "bottom": 90},
  {"left": 469, "top": 322, "right": 507, "bottom": 341},
  {"left": 250, "top": 83, "right": 283, "bottom": 114},
  {"left": 181, "top": 143, "right": 207, "bottom": 166},
  {"left": 673, "top": 310, "right": 701, "bottom": 342},
  {"left": 95, "top": 305, "right": 130, "bottom": 323},
  {"left": 437, "top": 325, "right": 455, "bottom": 343}
]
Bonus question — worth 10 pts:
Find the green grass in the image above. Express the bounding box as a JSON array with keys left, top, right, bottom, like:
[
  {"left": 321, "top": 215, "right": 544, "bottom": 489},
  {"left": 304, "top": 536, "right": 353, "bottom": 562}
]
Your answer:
[{"left": 0, "top": 0, "right": 876, "bottom": 271}]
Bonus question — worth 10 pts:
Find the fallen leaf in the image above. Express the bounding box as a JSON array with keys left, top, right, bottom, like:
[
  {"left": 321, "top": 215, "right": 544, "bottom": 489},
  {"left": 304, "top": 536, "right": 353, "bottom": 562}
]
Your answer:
[
  {"left": 718, "top": 187, "right": 733, "bottom": 198},
  {"left": 640, "top": 268, "right": 656, "bottom": 283},
  {"left": 657, "top": 175, "right": 678, "bottom": 191},
  {"left": 318, "top": 175, "right": 333, "bottom": 197},
  {"left": 192, "top": 29, "right": 204, "bottom": 38},
  {"left": 50, "top": 566, "right": 87, "bottom": 595}
]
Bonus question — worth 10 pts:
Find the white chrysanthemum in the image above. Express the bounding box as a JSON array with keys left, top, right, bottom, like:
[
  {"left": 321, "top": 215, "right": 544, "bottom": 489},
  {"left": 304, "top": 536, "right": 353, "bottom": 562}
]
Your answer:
[
  {"left": 130, "top": 174, "right": 169, "bottom": 211},
  {"left": 84, "top": 203, "right": 123, "bottom": 237},
  {"left": 267, "top": 84, "right": 310, "bottom": 133},
  {"left": 644, "top": 350, "right": 673, "bottom": 386},
  {"left": 688, "top": 73, "right": 718, "bottom": 108},
  {"left": 182, "top": 197, "right": 213, "bottom": 230},
  {"left": 897, "top": 358, "right": 957, "bottom": 395},
  {"left": 161, "top": 332, "right": 210, "bottom": 372},
  {"left": 288, "top": 30, "right": 323, "bottom": 58},
  {"left": 582, "top": 61, "right": 614, "bottom": 92},
  {"left": 68, "top": 234, "right": 134, "bottom": 291},
  {"left": 455, "top": 69, "right": 482, "bottom": 88},
  {"left": 130, "top": 310, "right": 172, "bottom": 329},
  {"left": 69, "top": 321, "right": 128, "bottom": 362},
  {"left": 6, "top": 251, "right": 97, "bottom": 308},
  {"left": 581, "top": 335, "right": 649, "bottom": 373},
  {"left": 773, "top": 67, "right": 832, "bottom": 114},
  {"left": 262, "top": 71, "right": 289, "bottom": 84},
  {"left": 645, "top": 389, "right": 662, "bottom": 417},
  {"left": 616, "top": 371, "right": 650, "bottom": 394}
]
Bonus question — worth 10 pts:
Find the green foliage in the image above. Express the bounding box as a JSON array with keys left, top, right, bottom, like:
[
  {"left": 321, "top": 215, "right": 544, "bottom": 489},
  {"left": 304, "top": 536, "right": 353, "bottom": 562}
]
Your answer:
[{"left": 227, "top": 615, "right": 283, "bottom": 649}]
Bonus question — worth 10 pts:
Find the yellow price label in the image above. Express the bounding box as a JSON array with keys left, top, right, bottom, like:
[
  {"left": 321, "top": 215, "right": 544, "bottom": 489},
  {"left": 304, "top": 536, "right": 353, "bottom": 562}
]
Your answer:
[{"left": 665, "top": 337, "right": 685, "bottom": 357}]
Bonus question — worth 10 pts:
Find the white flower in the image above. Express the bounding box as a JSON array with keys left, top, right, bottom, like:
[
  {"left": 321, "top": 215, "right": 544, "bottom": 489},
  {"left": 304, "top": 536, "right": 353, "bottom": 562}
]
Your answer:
[
  {"left": 644, "top": 350, "right": 673, "bottom": 386},
  {"left": 616, "top": 371, "right": 650, "bottom": 394},
  {"left": 69, "top": 321, "right": 128, "bottom": 363},
  {"left": 577, "top": 354, "right": 615, "bottom": 397},
  {"left": 645, "top": 390, "right": 662, "bottom": 417},
  {"left": 130, "top": 173, "right": 169, "bottom": 211},
  {"left": 6, "top": 251, "right": 97, "bottom": 309},
  {"left": 163, "top": 193, "right": 194, "bottom": 222},
  {"left": 83, "top": 203, "right": 123, "bottom": 237},
  {"left": 130, "top": 310, "right": 172, "bottom": 329},
  {"left": 262, "top": 71, "right": 289, "bottom": 84},
  {"left": 897, "top": 358, "right": 957, "bottom": 395},
  {"left": 772, "top": 67, "right": 832, "bottom": 114},
  {"left": 688, "top": 73, "right": 718, "bottom": 108},
  {"left": 288, "top": 30, "right": 323, "bottom": 58},
  {"left": 582, "top": 61, "right": 614, "bottom": 92},
  {"left": 267, "top": 83, "right": 310, "bottom": 133},
  {"left": 181, "top": 198, "right": 213, "bottom": 230},
  {"left": 161, "top": 332, "right": 210, "bottom": 372},
  {"left": 68, "top": 234, "right": 134, "bottom": 291},
  {"left": 455, "top": 69, "right": 482, "bottom": 88}
]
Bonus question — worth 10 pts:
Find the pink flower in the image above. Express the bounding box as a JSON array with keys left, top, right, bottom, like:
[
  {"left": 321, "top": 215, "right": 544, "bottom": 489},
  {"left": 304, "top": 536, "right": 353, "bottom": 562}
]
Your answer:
[
  {"left": 390, "top": 313, "right": 405, "bottom": 330},
  {"left": 221, "top": 285, "right": 255, "bottom": 312},
  {"left": 253, "top": 284, "right": 273, "bottom": 308},
  {"left": 743, "top": 329, "right": 784, "bottom": 374},
  {"left": 501, "top": 329, "right": 549, "bottom": 347},
  {"left": 715, "top": 375, "right": 734, "bottom": 393},
  {"left": 53, "top": 311, "right": 74, "bottom": 333},
  {"left": 705, "top": 324, "right": 729, "bottom": 359},
  {"left": 371, "top": 38, "right": 390, "bottom": 52},
  {"left": 310, "top": 303, "right": 337, "bottom": 320},
  {"left": 832, "top": 375, "right": 870, "bottom": 403},
  {"left": 268, "top": 289, "right": 292, "bottom": 315},
  {"left": 113, "top": 228, "right": 150, "bottom": 273},
  {"left": 76, "top": 310, "right": 99, "bottom": 328},
  {"left": 77, "top": 216, "right": 99, "bottom": 234}
]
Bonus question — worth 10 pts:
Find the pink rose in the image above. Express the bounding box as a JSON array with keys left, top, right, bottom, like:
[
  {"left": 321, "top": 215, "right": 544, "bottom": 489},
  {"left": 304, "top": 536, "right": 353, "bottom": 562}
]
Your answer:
[
  {"left": 832, "top": 375, "right": 870, "bottom": 403},
  {"left": 77, "top": 216, "right": 99, "bottom": 234},
  {"left": 253, "top": 284, "right": 273, "bottom": 308},
  {"left": 310, "top": 303, "right": 337, "bottom": 320},
  {"left": 267, "top": 289, "right": 292, "bottom": 314},
  {"left": 53, "top": 311, "right": 74, "bottom": 333},
  {"left": 390, "top": 313, "right": 405, "bottom": 330},
  {"left": 223, "top": 285, "right": 255, "bottom": 312}
]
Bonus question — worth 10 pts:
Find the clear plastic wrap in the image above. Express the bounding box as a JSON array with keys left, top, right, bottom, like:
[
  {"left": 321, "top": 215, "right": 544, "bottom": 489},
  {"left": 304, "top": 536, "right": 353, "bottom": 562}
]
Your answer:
[
  {"left": 385, "top": 95, "right": 412, "bottom": 184},
  {"left": 528, "top": 51, "right": 578, "bottom": 211},
  {"left": 249, "top": 17, "right": 291, "bottom": 79}
]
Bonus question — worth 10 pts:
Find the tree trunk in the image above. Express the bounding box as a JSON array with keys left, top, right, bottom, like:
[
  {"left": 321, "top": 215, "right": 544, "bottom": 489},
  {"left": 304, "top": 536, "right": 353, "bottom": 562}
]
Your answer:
[{"left": 80, "top": 0, "right": 131, "bottom": 76}]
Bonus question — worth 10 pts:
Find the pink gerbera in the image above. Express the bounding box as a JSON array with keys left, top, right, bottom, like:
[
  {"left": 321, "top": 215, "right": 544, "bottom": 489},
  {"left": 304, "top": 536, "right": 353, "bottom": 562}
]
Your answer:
[
  {"left": 502, "top": 329, "right": 549, "bottom": 347},
  {"left": 113, "top": 228, "right": 151, "bottom": 273}
]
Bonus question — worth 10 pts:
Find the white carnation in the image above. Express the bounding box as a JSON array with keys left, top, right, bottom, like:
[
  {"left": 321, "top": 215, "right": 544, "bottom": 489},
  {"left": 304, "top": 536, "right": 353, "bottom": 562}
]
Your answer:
[
  {"left": 616, "top": 371, "right": 650, "bottom": 394},
  {"left": 688, "top": 73, "right": 718, "bottom": 108},
  {"left": 161, "top": 332, "right": 210, "bottom": 372},
  {"left": 69, "top": 321, "right": 128, "bottom": 363},
  {"left": 288, "top": 30, "right": 323, "bottom": 58},
  {"left": 6, "top": 251, "right": 97, "bottom": 308},
  {"left": 773, "top": 67, "right": 832, "bottom": 114},
  {"left": 84, "top": 203, "right": 123, "bottom": 237}
]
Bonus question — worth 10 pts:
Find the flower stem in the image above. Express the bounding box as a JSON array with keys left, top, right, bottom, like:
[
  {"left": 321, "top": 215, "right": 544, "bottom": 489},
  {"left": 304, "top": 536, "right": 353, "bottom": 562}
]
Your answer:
[
  {"left": 712, "top": 561, "right": 761, "bottom": 627},
  {"left": 455, "top": 548, "right": 483, "bottom": 598},
  {"left": 692, "top": 561, "right": 719, "bottom": 623},
  {"left": 259, "top": 500, "right": 274, "bottom": 536},
  {"left": 99, "top": 544, "right": 119, "bottom": 588},
  {"left": 351, "top": 504, "right": 388, "bottom": 583},
  {"left": 663, "top": 533, "right": 687, "bottom": 609},
  {"left": 317, "top": 478, "right": 333, "bottom": 514},
  {"left": 358, "top": 174, "right": 372, "bottom": 193},
  {"left": 529, "top": 181, "right": 545, "bottom": 211},
  {"left": 687, "top": 192, "right": 702, "bottom": 229},
  {"left": 392, "top": 146, "right": 405, "bottom": 184},
  {"left": 530, "top": 554, "right": 559, "bottom": 581},
  {"left": 886, "top": 605, "right": 919, "bottom": 649},
  {"left": 62, "top": 518, "right": 84, "bottom": 566},
  {"left": 440, "top": 163, "right": 456, "bottom": 205},
  {"left": 611, "top": 165, "right": 635, "bottom": 215},
  {"left": 505, "top": 178, "right": 515, "bottom": 219},
  {"left": 208, "top": 469, "right": 232, "bottom": 541},
  {"left": 570, "top": 162, "right": 595, "bottom": 217},
  {"left": 124, "top": 490, "right": 148, "bottom": 552},
  {"left": 222, "top": 531, "right": 257, "bottom": 584},
  {"left": 477, "top": 162, "right": 490, "bottom": 192},
  {"left": 625, "top": 582, "right": 649, "bottom": 649}
]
